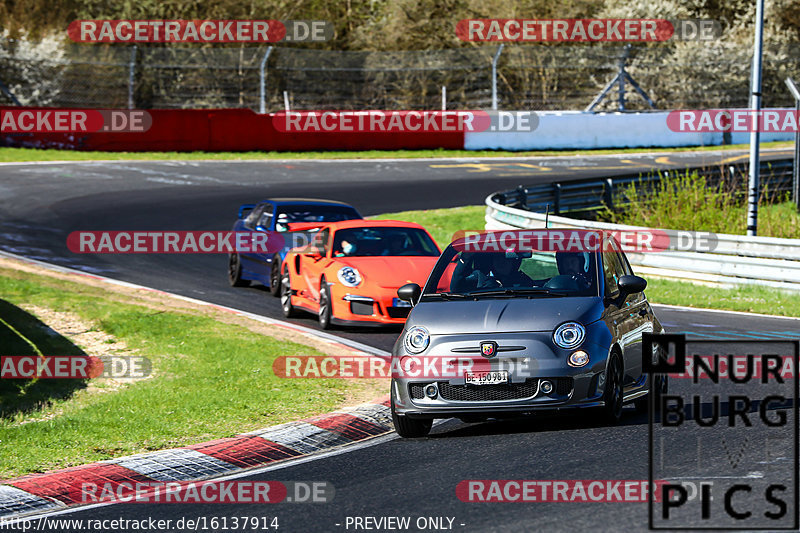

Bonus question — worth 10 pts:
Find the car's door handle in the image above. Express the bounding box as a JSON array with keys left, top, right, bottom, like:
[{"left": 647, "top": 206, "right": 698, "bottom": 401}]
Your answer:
[{"left": 638, "top": 309, "right": 648, "bottom": 317}]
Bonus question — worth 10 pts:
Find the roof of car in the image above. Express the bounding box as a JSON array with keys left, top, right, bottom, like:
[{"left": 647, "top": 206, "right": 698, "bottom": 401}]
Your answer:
[
  {"left": 262, "top": 198, "right": 356, "bottom": 207},
  {"left": 321, "top": 219, "right": 427, "bottom": 231},
  {"left": 449, "top": 228, "right": 623, "bottom": 253}
]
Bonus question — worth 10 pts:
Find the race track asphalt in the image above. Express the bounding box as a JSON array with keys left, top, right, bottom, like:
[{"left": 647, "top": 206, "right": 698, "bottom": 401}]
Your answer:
[{"left": 1, "top": 148, "right": 798, "bottom": 532}]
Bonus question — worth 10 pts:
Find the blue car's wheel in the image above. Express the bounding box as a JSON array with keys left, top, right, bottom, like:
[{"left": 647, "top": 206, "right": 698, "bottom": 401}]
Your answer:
[
  {"left": 269, "top": 256, "right": 281, "bottom": 297},
  {"left": 228, "top": 253, "right": 249, "bottom": 287}
]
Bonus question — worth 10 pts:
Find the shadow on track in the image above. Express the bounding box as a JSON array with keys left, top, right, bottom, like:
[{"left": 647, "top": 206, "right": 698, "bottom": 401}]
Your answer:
[{"left": 428, "top": 407, "right": 648, "bottom": 439}]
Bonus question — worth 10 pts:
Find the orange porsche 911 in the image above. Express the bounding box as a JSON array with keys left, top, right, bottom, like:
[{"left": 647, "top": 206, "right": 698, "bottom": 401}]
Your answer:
[{"left": 280, "top": 220, "right": 441, "bottom": 328}]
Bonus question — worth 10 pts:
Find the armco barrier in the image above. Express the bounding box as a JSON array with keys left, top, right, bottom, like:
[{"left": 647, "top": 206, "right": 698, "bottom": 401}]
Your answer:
[
  {"left": 465, "top": 110, "right": 794, "bottom": 150},
  {"left": 486, "top": 187, "right": 800, "bottom": 292},
  {"left": 0, "top": 108, "right": 465, "bottom": 152}
]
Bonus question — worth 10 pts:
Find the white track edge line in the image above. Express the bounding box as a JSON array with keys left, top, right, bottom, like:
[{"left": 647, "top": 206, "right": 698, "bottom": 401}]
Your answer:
[
  {"left": 651, "top": 303, "right": 800, "bottom": 321},
  {"left": 0, "top": 147, "right": 790, "bottom": 166},
  {"left": 0, "top": 250, "right": 390, "bottom": 357}
]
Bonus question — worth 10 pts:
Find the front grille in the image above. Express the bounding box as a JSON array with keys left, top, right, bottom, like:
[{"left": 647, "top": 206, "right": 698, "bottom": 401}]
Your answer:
[
  {"left": 556, "top": 377, "right": 573, "bottom": 396},
  {"left": 386, "top": 306, "right": 410, "bottom": 319},
  {"left": 439, "top": 380, "right": 538, "bottom": 401},
  {"left": 349, "top": 301, "right": 374, "bottom": 315},
  {"left": 409, "top": 377, "right": 574, "bottom": 401}
]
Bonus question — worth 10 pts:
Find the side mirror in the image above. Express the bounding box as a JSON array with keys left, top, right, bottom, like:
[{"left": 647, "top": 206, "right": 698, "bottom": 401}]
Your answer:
[
  {"left": 618, "top": 275, "right": 647, "bottom": 295},
  {"left": 238, "top": 204, "right": 255, "bottom": 219},
  {"left": 397, "top": 283, "right": 422, "bottom": 306}
]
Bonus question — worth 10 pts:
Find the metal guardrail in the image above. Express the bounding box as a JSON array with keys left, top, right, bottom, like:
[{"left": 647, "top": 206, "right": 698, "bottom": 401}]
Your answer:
[
  {"left": 486, "top": 158, "right": 800, "bottom": 291},
  {"left": 491, "top": 159, "right": 794, "bottom": 215}
]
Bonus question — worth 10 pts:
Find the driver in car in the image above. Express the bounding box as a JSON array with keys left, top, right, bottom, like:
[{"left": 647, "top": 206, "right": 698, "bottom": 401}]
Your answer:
[
  {"left": 465, "top": 252, "right": 529, "bottom": 289},
  {"left": 488, "top": 252, "right": 531, "bottom": 287},
  {"left": 556, "top": 252, "right": 592, "bottom": 289}
]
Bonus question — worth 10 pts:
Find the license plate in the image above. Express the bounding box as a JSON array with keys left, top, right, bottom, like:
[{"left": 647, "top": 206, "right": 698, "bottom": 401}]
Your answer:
[
  {"left": 392, "top": 298, "right": 411, "bottom": 308},
  {"left": 465, "top": 370, "right": 508, "bottom": 386}
]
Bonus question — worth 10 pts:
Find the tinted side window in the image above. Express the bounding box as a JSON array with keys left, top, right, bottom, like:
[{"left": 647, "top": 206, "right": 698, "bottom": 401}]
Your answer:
[
  {"left": 602, "top": 251, "right": 626, "bottom": 296},
  {"left": 618, "top": 251, "right": 634, "bottom": 276},
  {"left": 244, "top": 205, "right": 264, "bottom": 230},
  {"left": 257, "top": 204, "right": 274, "bottom": 229}
]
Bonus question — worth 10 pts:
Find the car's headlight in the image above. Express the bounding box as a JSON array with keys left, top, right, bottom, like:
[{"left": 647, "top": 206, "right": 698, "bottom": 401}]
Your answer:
[
  {"left": 553, "top": 322, "right": 585, "bottom": 349},
  {"left": 337, "top": 266, "right": 362, "bottom": 287},
  {"left": 404, "top": 326, "right": 430, "bottom": 354}
]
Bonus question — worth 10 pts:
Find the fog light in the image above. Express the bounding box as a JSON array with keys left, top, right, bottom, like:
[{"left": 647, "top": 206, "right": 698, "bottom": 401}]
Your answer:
[
  {"left": 425, "top": 384, "right": 438, "bottom": 398},
  {"left": 540, "top": 380, "right": 553, "bottom": 394},
  {"left": 568, "top": 350, "right": 590, "bottom": 367}
]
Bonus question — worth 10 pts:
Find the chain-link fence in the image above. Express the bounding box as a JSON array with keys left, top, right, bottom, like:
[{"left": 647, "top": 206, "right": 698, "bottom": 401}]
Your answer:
[{"left": 1, "top": 41, "right": 800, "bottom": 112}]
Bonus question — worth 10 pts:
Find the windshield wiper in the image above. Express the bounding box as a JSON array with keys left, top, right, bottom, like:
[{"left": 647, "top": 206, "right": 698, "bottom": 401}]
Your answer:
[
  {"left": 468, "top": 288, "right": 569, "bottom": 297},
  {"left": 423, "top": 292, "right": 467, "bottom": 299}
]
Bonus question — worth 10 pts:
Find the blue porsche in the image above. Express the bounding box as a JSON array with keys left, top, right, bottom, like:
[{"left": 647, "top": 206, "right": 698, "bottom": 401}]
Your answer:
[{"left": 227, "top": 198, "right": 362, "bottom": 294}]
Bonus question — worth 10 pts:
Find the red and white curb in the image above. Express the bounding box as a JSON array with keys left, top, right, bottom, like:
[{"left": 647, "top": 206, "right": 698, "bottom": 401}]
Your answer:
[
  {"left": 0, "top": 398, "right": 392, "bottom": 519},
  {"left": 0, "top": 250, "right": 395, "bottom": 519}
]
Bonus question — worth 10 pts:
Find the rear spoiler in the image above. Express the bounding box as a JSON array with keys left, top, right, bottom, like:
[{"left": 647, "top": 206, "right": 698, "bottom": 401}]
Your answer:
[{"left": 286, "top": 222, "right": 329, "bottom": 232}]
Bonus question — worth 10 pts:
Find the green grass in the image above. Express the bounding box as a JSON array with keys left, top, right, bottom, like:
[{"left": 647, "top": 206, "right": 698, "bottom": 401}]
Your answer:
[
  {"left": 374, "top": 205, "right": 800, "bottom": 318},
  {"left": 604, "top": 170, "right": 800, "bottom": 238},
  {"left": 0, "top": 141, "right": 791, "bottom": 162},
  {"left": 372, "top": 205, "right": 485, "bottom": 248},
  {"left": 0, "top": 267, "right": 380, "bottom": 479},
  {"left": 645, "top": 278, "right": 800, "bottom": 317}
]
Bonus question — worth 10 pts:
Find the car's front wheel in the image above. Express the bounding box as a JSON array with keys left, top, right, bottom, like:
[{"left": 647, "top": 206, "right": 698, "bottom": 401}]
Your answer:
[
  {"left": 318, "top": 277, "right": 333, "bottom": 330},
  {"left": 602, "top": 354, "right": 624, "bottom": 424},
  {"left": 228, "top": 253, "right": 249, "bottom": 287},
  {"left": 391, "top": 395, "right": 432, "bottom": 438},
  {"left": 281, "top": 266, "right": 298, "bottom": 318}
]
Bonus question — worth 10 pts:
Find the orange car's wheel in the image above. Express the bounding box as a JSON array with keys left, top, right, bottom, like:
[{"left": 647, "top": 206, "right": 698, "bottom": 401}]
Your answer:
[
  {"left": 281, "top": 265, "right": 298, "bottom": 318},
  {"left": 318, "top": 276, "right": 333, "bottom": 330}
]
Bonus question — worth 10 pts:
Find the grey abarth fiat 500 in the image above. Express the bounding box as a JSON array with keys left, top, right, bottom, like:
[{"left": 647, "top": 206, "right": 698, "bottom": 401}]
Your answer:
[{"left": 390, "top": 229, "right": 667, "bottom": 438}]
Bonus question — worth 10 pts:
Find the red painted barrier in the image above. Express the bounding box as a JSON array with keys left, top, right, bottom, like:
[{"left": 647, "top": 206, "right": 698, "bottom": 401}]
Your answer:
[{"left": 0, "top": 108, "right": 464, "bottom": 152}]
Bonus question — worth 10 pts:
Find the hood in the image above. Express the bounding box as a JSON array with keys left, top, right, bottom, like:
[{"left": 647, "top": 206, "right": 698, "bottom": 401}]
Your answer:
[
  {"left": 336, "top": 256, "right": 438, "bottom": 288},
  {"left": 407, "top": 297, "right": 605, "bottom": 335}
]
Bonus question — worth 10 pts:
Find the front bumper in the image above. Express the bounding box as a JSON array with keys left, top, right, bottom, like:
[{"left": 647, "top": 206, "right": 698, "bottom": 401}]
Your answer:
[
  {"left": 391, "top": 332, "right": 611, "bottom": 418},
  {"left": 331, "top": 287, "right": 411, "bottom": 325}
]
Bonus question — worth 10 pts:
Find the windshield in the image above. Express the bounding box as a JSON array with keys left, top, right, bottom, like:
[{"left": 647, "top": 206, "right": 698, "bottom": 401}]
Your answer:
[
  {"left": 331, "top": 227, "right": 439, "bottom": 257},
  {"left": 422, "top": 248, "right": 600, "bottom": 298},
  {"left": 275, "top": 205, "right": 360, "bottom": 231}
]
